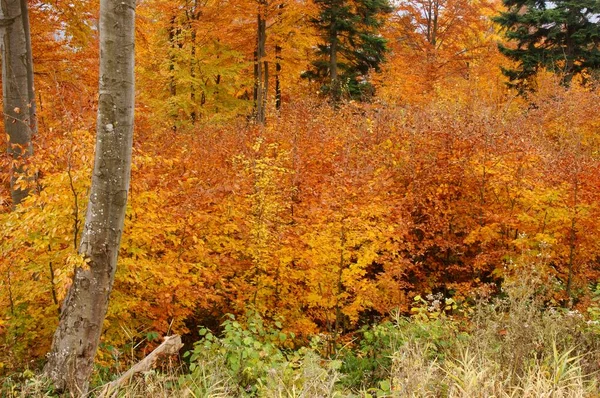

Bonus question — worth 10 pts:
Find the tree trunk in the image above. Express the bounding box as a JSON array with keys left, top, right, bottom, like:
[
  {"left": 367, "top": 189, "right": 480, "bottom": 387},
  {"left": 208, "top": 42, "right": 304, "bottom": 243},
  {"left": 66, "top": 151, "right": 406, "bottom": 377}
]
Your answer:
[
  {"left": 329, "top": 26, "right": 340, "bottom": 102},
  {"left": 43, "top": 0, "right": 136, "bottom": 394},
  {"left": 563, "top": 29, "right": 575, "bottom": 86},
  {"left": 0, "top": 0, "right": 37, "bottom": 207},
  {"left": 168, "top": 16, "right": 177, "bottom": 99},
  {"left": 263, "top": 58, "right": 268, "bottom": 114},
  {"left": 566, "top": 172, "right": 579, "bottom": 300},
  {"left": 189, "top": 2, "right": 201, "bottom": 124},
  {"left": 275, "top": 2, "right": 284, "bottom": 110},
  {"left": 168, "top": 15, "right": 178, "bottom": 132},
  {"left": 253, "top": 49, "right": 259, "bottom": 111},
  {"left": 275, "top": 46, "right": 281, "bottom": 110},
  {"left": 254, "top": 1, "right": 268, "bottom": 124},
  {"left": 431, "top": 0, "right": 438, "bottom": 47},
  {"left": 190, "top": 28, "right": 197, "bottom": 123},
  {"left": 275, "top": 44, "right": 281, "bottom": 110},
  {"left": 20, "top": 0, "right": 35, "bottom": 131}
]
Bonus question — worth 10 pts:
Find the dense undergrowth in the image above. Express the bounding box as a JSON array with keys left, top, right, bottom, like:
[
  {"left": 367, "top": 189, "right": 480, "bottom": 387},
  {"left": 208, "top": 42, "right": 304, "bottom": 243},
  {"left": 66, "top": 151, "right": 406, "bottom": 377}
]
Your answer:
[
  {"left": 3, "top": 80, "right": 600, "bottom": 375},
  {"left": 4, "top": 280, "right": 600, "bottom": 397},
  {"left": 2, "top": 74, "right": 600, "bottom": 396}
]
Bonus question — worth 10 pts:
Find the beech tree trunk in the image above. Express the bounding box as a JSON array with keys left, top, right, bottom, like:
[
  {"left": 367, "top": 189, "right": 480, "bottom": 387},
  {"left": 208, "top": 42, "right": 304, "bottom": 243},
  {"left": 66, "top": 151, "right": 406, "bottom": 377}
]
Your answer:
[
  {"left": 0, "top": 0, "right": 36, "bottom": 207},
  {"left": 43, "top": 0, "right": 136, "bottom": 394}
]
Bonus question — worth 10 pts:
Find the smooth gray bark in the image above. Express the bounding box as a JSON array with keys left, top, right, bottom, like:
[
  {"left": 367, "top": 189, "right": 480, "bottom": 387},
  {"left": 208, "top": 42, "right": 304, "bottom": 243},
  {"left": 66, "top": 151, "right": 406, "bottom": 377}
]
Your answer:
[
  {"left": 43, "top": 0, "right": 136, "bottom": 394},
  {"left": 0, "top": 0, "right": 36, "bottom": 206}
]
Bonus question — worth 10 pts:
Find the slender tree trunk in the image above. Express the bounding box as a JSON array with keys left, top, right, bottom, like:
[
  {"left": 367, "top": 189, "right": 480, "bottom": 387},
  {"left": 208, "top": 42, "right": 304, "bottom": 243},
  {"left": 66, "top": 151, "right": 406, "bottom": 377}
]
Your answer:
[
  {"left": 168, "top": 16, "right": 177, "bottom": 98},
  {"left": 263, "top": 58, "right": 268, "bottom": 113},
  {"left": 214, "top": 39, "right": 221, "bottom": 106},
  {"left": 190, "top": 31, "right": 197, "bottom": 123},
  {"left": 189, "top": 3, "right": 200, "bottom": 124},
  {"left": 43, "top": 0, "right": 136, "bottom": 394},
  {"left": 566, "top": 173, "right": 579, "bottom": 300},
  {"left": 275, "top": 44, "right": 281, "bottom": 110},
  {"left": 431, "top": 0, "right": 438, "bottom": 47},
  {"left": 0, "top": 0, "right": 37, "bottom": 207},
  {"left": 274, "top": 2, "right": 284, "bottom": 110},
  {"left": 168, "top": 16, "right": 178, "bottom": 132},
  {"left": 333, "top": 221, "right": 345, "bottom": 353},
  {"left": 329, "top": 26, "right": 340, "bottom": 102},
  {"left": 426, "top": 0, "right": 432, "bottom": 44},
  {"left": 563, "top": 31, "right": 575, "bottom": 86},
  {"left": 254, "top": 0, "right": 268, "bottom": 124},
  {"left": 257, "top": 11, "right": 267, "bottom": 123},
  {"left": 253, "top": 49, "right": 259, "bottom": 113},
  {"left": 20, "top": 0, "right": 35, "bottom": 131}
]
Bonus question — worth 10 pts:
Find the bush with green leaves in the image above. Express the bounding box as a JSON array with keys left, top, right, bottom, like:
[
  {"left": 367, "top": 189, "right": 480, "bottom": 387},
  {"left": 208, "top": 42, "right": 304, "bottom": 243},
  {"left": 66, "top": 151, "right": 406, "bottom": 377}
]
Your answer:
[
  {"left": 338, "top": 307, "right": 466, "bottom": 392},
  {"left": 182, "top": 311, "right": 291, "bottom": 396},
  {"left": 338, "top": 321, "right": 396, "bottom": 390}
]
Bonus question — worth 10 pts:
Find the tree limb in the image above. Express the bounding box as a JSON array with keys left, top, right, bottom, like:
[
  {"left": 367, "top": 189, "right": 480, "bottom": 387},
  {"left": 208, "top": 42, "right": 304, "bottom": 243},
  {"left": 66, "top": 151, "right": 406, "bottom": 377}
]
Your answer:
[{"left": 99, "top": 335, "right": 183, "bottom": 397}]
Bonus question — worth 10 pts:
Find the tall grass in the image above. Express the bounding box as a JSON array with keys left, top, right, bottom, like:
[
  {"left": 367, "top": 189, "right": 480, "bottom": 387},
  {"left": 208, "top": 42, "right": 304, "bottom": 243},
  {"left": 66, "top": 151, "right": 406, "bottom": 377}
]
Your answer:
[{"left": 4, "top": 284, "right": 600, "bottom": 397}]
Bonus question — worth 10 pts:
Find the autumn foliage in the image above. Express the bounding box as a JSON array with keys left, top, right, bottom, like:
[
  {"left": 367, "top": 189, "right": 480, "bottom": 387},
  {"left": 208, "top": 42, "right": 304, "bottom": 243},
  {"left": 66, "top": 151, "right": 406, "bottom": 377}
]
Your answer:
[{"left": 1, "top": 0, "right": 600, "bottom": 379}]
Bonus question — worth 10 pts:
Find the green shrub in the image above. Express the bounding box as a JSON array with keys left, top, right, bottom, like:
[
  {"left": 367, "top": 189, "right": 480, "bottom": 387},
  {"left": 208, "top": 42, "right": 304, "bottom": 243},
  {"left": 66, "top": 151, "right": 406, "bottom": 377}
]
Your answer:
[{"left": 182, "top": 310, "right": 290, "bottom": 396}]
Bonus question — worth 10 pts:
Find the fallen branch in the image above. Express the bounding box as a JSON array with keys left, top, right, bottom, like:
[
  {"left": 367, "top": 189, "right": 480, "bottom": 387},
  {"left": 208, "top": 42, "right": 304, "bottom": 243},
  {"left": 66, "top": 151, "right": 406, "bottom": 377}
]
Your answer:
[{"left": 99, "top": 335, "right": 183, "bottom": 397}]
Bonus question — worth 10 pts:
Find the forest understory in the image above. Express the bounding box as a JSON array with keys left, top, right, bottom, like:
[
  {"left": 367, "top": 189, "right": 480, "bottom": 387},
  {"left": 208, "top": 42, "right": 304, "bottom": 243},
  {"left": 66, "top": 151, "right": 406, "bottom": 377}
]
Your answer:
[{"left": 3, "top": 91, "right": 600, "bottom": 396}]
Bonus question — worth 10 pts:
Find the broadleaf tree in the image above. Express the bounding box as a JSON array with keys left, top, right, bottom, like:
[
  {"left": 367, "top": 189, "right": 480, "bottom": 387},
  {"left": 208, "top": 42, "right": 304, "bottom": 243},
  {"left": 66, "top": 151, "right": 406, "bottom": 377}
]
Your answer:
[
  {"left": 0, "top": 0, "right": 37, "bottom": 207},
  {"left": 43, "top": 0, "right": 136, "bottom": 394}
]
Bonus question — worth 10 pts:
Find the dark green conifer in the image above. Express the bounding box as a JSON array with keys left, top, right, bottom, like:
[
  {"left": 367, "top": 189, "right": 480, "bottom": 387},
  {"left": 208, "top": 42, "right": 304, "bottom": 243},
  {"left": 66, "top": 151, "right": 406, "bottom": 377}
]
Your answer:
[
  {"left": 494, "top": 0, "right": 600, "bottom": 91},
  {"left": 303, "top": 0, "right": 392, "bottom": 101}
]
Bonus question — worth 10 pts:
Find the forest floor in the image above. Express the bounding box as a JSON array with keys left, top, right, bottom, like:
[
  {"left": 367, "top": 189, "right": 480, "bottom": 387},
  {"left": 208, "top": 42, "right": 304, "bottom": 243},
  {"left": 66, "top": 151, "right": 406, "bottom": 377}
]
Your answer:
[{"left": 4, "top": 282, "right": 600, "bottom": 397}]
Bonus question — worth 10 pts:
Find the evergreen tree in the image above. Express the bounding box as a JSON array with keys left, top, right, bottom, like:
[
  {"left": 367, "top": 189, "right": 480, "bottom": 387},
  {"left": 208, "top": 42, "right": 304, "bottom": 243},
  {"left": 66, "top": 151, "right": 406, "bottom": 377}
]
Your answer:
[
  {"left": 303, "top": 0, "right": 392, "bottom": 101},
  {"left": 494, "top": 0, "right": 600, "bottom": 90}
]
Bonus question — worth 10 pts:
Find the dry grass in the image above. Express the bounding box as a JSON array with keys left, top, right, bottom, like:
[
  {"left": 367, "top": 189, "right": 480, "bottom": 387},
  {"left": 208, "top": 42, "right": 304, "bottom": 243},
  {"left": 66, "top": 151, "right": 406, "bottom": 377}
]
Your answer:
[
  {"left": 4, "top": 284, "right": 600, "bottom": 397},
  {"left": 379, "top": 282, "right": 600, "bottom": 398}
]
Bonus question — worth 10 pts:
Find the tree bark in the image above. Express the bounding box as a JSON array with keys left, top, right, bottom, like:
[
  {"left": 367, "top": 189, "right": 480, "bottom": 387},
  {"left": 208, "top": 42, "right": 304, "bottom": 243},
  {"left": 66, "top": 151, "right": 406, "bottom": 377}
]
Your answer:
[
  {"left": 329, "top": 25, "right": 340, "bottom": 102},
  {"left": 188, "top": 1, "right": 201, "bottom": 124},
  {"left": 0, "top": 0, "right": 37, "bottom": 207},
  {"left": 566, "top": 172, "right": 579, "bottom": 300},
  {"left": 274, "top": 2, "right": 284, "bottom": 110},
  {"left": 168, "top": 16, "right": 177, "bottom": 99},
  {"left": 275, "top": 43, "right": 281, "bottom": 110},
  {"left": 168, "top": 15, "right": 178, "bottom": 132},
  {"left": 254, "top": 1, "right": 268, "bottom": 124},
  {"left": 43, "top": 0, "right": 136, "bottom": 394}
]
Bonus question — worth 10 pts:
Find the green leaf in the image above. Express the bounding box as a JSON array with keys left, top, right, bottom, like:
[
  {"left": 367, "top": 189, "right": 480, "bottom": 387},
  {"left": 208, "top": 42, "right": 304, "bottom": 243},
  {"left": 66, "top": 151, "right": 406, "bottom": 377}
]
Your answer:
[
  {"left": 379, "top": 379, "right": 391, "bottom": 392},
  {"left": 146, "top": 331, "right": 159, "bottom": 342}
]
